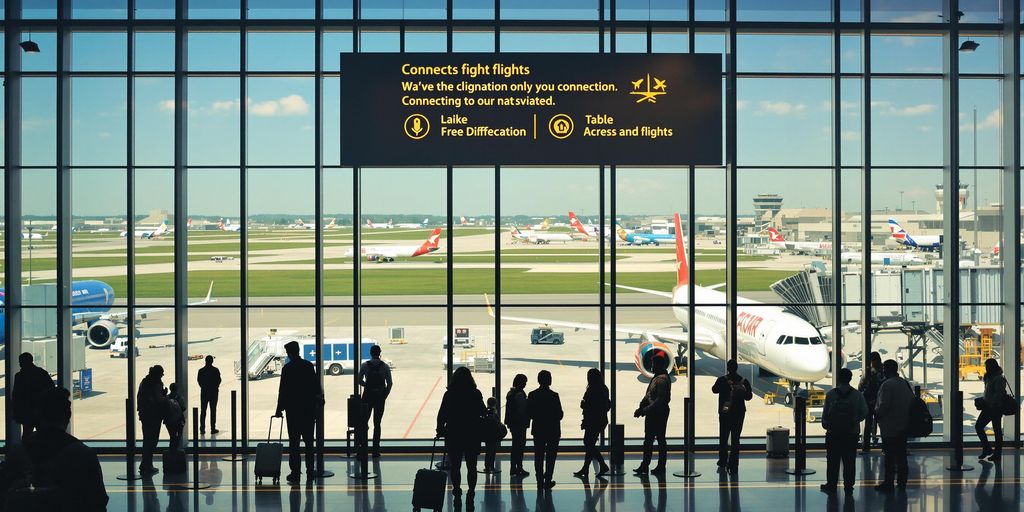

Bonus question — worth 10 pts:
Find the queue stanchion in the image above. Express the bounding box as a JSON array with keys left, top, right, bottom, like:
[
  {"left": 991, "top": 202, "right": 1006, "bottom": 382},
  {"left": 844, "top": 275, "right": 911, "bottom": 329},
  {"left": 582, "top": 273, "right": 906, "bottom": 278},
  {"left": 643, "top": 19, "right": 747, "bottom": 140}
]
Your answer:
[
  {"left": 606, "top": 424, "right": 626, "bottom": 476},
  {"left": 192, "top": 407, "right": 211, "bottom": 490},
  {"left": 785, "top": 396, "right": 815, "bottom": 476},
  {"left": 946, "top": 390, "right": 974, "bottom": 472},
  {"left": 349, "top": 402, "right": 378, "bottom": 479},
  {"left": 222, "top": 390, "right": 245, "bottom": 462},
  {"left": 673, "top": 396, "right": 701, "bottom": 479},
  {"left": 313, "top": 399, "right": 335, "bottom": 479},
  {"left": 117, "top": 398, "right": 144, "bottom": 481}
]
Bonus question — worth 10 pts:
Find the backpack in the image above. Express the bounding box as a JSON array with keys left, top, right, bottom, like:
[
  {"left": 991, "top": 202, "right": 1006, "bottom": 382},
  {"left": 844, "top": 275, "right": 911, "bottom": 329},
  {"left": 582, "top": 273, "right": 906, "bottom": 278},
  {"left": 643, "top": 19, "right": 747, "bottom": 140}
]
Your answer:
[
  {"left": 826, "top": 387, "right": 855, "bottom": 430},
  {"left": 364, "top": 360, "right": 386, "bottom": 391},
  {"left": 904, "top": 381, "right": 934, "bottom": 438},
  {"left": 720, "top": 377, "right": 747, "bottom": 415}
]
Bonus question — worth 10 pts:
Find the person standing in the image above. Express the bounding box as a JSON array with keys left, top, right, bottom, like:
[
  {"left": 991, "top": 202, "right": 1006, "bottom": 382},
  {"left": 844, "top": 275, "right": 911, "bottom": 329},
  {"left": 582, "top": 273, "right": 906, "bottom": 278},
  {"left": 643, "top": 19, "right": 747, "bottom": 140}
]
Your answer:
[
  {"left": 504, "top": 374, "right": 530, "bottom": 477},
  {"left": 164, "top": 382, "right": 186, "bottom": 451},
  {"left": 12, "top": 352, "right": 55, "bottom": 438},
  {"left": 358, "top": 345, "right": 393, "bottom": 458},
  {"left": 575, "top": 368, "right": 610, "bottom": 478},
  {"left": 527, "top": 370, "right": 563, "bottom": 490},
  {"left": 275, "top": 341, "right": 324, "bottom": 484},
  {"left": 873, "top": 359, "right": 914, "bottom": 492},
  {"left": 820, "top": 368, "right": 868, "bottom": 494},
  {"left": 858, "top": 351, "right": 884, "bottom": 452},
  {"left": 976, "top": 358, "right": 1009, "bottom": 462},
  {"left": 137, "top": 365, "right": 168, "bottom": 476},
  {"left": 482, "top": 397, "right": 501, "bottom": 473},
  {"left": 634, "top": 356, "right": 671, "bottom": 476},
  {"left": 712, "top": 360, "right": 752, "bottom": 475},
  {"left": 197, "top": 355, "right": 221, "bottom": 435},
  {"left": 436, "top": 367, "right": 486, "bottom": 507}
]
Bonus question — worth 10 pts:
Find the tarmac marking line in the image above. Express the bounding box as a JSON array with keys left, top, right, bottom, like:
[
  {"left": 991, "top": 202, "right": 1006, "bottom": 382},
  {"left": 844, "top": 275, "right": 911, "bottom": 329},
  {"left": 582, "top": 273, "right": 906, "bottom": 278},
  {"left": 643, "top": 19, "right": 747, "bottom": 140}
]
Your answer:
[{"left": 403, "top": 375, "right": 442, "bottom": 439}]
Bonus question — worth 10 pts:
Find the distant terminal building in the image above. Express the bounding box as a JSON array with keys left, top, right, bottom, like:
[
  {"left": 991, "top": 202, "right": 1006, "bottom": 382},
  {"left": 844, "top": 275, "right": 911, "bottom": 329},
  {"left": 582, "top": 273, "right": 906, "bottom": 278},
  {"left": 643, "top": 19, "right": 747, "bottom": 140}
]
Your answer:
[{"left": 752, "top": 194, "right": 783, "bottom": 232}]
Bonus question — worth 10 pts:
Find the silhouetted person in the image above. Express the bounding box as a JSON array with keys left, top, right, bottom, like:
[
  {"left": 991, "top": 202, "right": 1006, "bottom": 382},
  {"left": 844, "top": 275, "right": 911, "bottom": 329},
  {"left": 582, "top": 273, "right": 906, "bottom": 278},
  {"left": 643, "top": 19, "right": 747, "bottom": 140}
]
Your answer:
[
  {"left": 483, "top": 397, "right": 500, "bottom": 472},
  {"left": 137, "top": 364, "right": 168, "bottom": 475},
  {"left": 12, "top": 352, "right": 55, "bottom": 438},
  {"left": 712, "top": 359, "right": 752, "bottom": 475},
  {"left": 820, "top": 368, "right": 868, "bottom": 494},
  {"left": 23, "top": 387, "right": 108, "bottom": 512},
  {"left": 976, "top": 358, "right": 1008, "bottom": 462},
  {"left": 858, "top": 351, "right": 884, "bottom": 452},
  {"left": 874, "top": 359, "right": 914, "bottom": 492},
  {"left": 504, "top": 373, "right": 530, "bottom": 477},
  {"left": 634, "top": 356, "right": 671, "bottom": 475},
  {"left": 197, "top": 355, "right": 221, "bottom": 434},
  {"left": 275, "top": 341, "right": 324, "bottom": 484},
  {"left": 358, "top": 345, "right": 392, "bottom": 458},
  {"left": 527, "top": 370, "right": 563, "bottom": 489},
  {"left": 164, "top": 382, "right": 186, "bottom": 451},
  {"left": 575, "top": 368, "right": 610, "bottom": 479},
  {"left": 436, "top": 366, "right": 486, "bottom": 507}
]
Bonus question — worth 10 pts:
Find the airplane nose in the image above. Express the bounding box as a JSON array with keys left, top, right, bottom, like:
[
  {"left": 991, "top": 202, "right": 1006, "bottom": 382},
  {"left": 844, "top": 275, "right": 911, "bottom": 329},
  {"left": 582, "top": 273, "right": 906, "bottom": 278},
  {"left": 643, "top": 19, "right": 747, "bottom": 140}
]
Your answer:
[{"left": 788, "top": 347, "right": 830, "bottom": 382}]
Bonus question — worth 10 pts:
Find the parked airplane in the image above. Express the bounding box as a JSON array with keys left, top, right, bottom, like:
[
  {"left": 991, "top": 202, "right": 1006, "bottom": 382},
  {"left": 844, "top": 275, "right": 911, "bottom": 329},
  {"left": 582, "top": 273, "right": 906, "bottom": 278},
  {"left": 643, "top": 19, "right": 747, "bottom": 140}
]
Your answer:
[
  {"left": 888, "top": 218, "right": 942, "bottom": 251},
  {"left": 839, "top": 251, "right": 925, "bottom": 265},
  {"left": 569, "top": 211, "right": 598, "bottom": 238},
  {"left": 344, "top": 227, "right": 442, "bottom": 262},
  {"left": 218, "top": 218, "right": 241, "bottom": 232},
  {"left": 324, "top": 218, "right": 339, "bottom": 229},
  {"left": 289, "top": 218, "right": 315, "bottom": 230},
  {"left": 120, "top": 220, "right": 168, "bottom": 239},
  {"left": 489, "top": 213, "right": 830, "bottom": 393},
  {"left": 524, "top": 218, "right": 551, "bottom": 231},
  {"left": 510, "top": 225, "right": 573, "bottom": 244},
  {"left": 21, "top": 232, "right": 45, "bottom": 240},
  {"left": 366, "top": 219, "right": 392, "bottom": 229},
  {"left": 460, "top": 216, "right": 470, "bottom": 226},
  {"left": 0, "top": 280, "right": 215, "bottom": 348},
  {"left": 393, "top": 218, "right": 430, "bottom": 229},
  {"left": 767, "top": 228, "right": 833, "bottom": 254},
  {"left": 616, "top": 225, "right": 676, "bottom": 246}
]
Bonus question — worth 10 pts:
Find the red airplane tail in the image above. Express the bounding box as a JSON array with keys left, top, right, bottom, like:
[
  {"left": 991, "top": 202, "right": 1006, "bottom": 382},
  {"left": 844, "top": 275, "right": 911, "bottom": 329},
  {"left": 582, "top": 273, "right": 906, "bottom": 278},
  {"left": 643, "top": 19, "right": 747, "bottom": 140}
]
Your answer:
[
  {"left": 413, "top": 228, "right": 443, "bottom": 256},
  {"left": 673, "top": 214, "right": 689, "bottom": 287}
]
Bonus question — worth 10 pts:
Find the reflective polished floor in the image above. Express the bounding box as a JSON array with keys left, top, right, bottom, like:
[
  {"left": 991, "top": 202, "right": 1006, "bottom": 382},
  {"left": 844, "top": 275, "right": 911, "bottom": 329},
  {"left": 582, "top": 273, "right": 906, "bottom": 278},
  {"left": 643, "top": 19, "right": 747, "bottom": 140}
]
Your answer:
[{"left": 101, "top": 449, "right": 1021, "bottom": 511}]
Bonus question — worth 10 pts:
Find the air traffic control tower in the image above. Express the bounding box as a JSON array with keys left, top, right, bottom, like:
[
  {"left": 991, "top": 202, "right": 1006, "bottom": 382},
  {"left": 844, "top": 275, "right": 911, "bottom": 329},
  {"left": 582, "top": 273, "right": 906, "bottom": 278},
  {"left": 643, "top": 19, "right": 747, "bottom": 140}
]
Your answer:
[{"left": 753, "top": 193, "right": 784, "bottom": 232}]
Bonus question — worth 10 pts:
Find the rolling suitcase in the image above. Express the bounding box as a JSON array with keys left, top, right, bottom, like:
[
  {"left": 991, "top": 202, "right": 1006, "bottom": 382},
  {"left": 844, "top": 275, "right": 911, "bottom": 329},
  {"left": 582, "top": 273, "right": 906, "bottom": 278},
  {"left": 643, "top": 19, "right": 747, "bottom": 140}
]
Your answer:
[
  {"left": 255, "top": 415, "right": 285, "bottom": 484},
  {"left": 766, "top": 426, "right": 790, "bottom": 459},
  {"left": 412, "top": 437, "right": 447, "bottom": 512}
]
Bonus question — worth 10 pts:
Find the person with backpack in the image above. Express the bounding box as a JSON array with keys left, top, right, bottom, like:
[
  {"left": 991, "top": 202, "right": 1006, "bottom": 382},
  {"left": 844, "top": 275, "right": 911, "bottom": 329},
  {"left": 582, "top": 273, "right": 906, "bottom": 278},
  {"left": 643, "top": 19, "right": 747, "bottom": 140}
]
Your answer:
[
  {"left": 358, "top": 345, "right": 393, "bottom": 459},
  {"left": 858, "top": 351, "right": 884, "bottom": 452},
  {"left": 504, "top": 374, "right": 530, "bottom": 477},
  {"left": 712, "top": 360, "right": 752, "bottom": 475},
  {"left": 164, "top": 382, "right": 186, "bottom": 451},
  {"left": 820, "top": 368, "right": 868, "bottom": 494},
  {"left": 527, "top": 370, "right": 563, "bottom": 490},
  {"left": 873, "top": 359, "right": 915, "bottom": 492},
  {"left": 575, "top": 368, "right": 611, "bottom": 478},
  {"left": 633, "top": 356, "right": 671, "bottom": 476},
  {"left": 482, "top": 397, "right": 505, "bottom": 473},
  {"left": 975, "top": 358, "right": 1010, "bottom": 462},
  {"left": 137, "top": 365, "right": 168, "bottom": 476}
]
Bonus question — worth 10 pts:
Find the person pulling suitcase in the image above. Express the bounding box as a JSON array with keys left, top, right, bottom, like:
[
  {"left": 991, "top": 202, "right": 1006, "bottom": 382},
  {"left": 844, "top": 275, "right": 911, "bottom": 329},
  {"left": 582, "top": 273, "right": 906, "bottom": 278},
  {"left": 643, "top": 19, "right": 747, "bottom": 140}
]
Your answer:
[
  {"left": 255, "top": 415, "right": 285, "bottom": 485},
  {"left": 412, "top": 436, "right": 447, "bottom": 512}
]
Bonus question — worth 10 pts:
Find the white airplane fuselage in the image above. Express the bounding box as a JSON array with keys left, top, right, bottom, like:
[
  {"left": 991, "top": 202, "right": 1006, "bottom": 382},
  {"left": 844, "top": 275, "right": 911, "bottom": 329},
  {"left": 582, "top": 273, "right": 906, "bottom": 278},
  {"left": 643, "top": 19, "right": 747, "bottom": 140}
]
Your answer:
[{"left": 670, "top": 285, "right": 830, "bottom": 383}]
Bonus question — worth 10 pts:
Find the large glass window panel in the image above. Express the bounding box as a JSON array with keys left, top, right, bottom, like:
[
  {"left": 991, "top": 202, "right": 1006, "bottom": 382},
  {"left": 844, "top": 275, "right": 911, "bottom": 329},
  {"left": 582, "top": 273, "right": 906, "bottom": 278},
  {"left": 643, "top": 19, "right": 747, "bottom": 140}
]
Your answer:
[
  {"left": 453, "top": 168, "right": 494, "bottom": 303},
  {"left": 246, "top": 169, "right": 314, "bottom": 305},
  {"left": 324, "top": 0, "right": 354, "bottom": 19},
  {"left": 323, "top": 77, "right": 341, "bottom": 166},
  {"left": 841, "top": 78, "right": 863, "bottom": 167},
  {"left": 71, "top": 32, "right": 127, "bottom": 71},
  {"left": 73, "top": 0, "right": 127, "bottom": 18},
  {"left": 840, "top": 33, "right": 862, "bottom": 74},
  {"left": 323, "top": 168, "right": 353, "bottom": 305},
  {"left": 737, "top": 78, "right": 832, "bottom": 166},
  {"left": 322, "top": 31, "right": 353, "bottom": 72},
  {"left": 870, "top": 79, "right": 943, "bottom": 167},
  {"left": 248, "top": 0, "right": 314, "bottom": 19},
  {"left": 959, "top": 79, "right": 1002, "bottom": 168},
  {"left": 360, "top": 29, "right": 400, "bottom": 53},
  {"left": 188, "top": 169, "right": 241, "bottom": 304},
  {"left": 22, "top": 170, "right": 56, "bottom": 292},
  {"left": 737, "top": 33, "right": 832, "bottom": 74},
  {"left": 187, "top": 77, "right": 240, "bottom": 166},
  {"left": 500, "top": 168, "right": 599, "bottom": 305},
  {"left": 189, "top": 0, "right": 241, "bottom": 19},
  {"left": 454, "top": 307, "right": 497, "bottom": 409},
  {"left": 20, "top": 32, "right": 56, "bottom": 72},
  {"left": 245, "top": 308, "right": 316, "bottom": 439},
  {"left": 453, "top": 0, "right": 494, "bottom": 19},
  {"left": 405, "top": 31, "right": 447, "bottom": 53},
  {"left": 187, "top": 307, "right": 241, "bottom": 443},
  {"left": 133, "top": 169, "right": 176, "bottom": 306},
  {"left": 362, "top": 0, "right": 446, "bottom": 19},
  {"left": 72, "top": 78, "right": 128, "bottom": 167},
  {"left": 22, "top": 77, "right": 56, "bottom": 167},
  {"left": 23, "top": 0, "right": 56, "bottom": 18},
  {"left": 693, "top": 168, "right": 727, "bottom": 305},
  {"left": 322, "top": 308, "right": 354, "bottom": 438},
  {"left": 651, "top": 31, "right": 688, "bottom": 53},
  {"left": 246, "top": 78, "right": 314, "bottom": 166},
  {"left": 135, "top": 32, "right": 175, "bottom": 72},
  {"left": 959, "top": 0, "right": 1001, "bottom": 23},
  {"left": 72, "top": 169, "right": 128, "bottom": 305},
  {"left": 247, "top": 31, "right": 315, "bottom": 72},
  {"left": 501, "top": 0, "right": 599, "bottom": 20},
  {"left": 869, "top": 0, "right": 941, "bottom": 23},
  {"left": 452, "top": 30, "right": 494, "bottom": 52},
  {"left": 617, "top": 0, "right": 686, "bottom": 20},
  {"left": 500, "top": 31, "right": 600, "bottom": 53},
  {"left": 695, "top": 0, "right": 726, "bottom": 21},
  {"left": 136, "top": 0, "right": 175, "bottom": 19},
  {"left": 615, "top": 32, "right": 647, "bottom": 53},
  {"left": 839, "top": 168, "right": 865, "bottom": 302},
  {"left": 737, "top": 0, "right": 830, "bottom": 21},
  {"left": 134, "top": 78, "right": 175, "bottom": 167},
  {"left": 187, "top": 32, "right": 241, "bottom": 72},
  {"left": 959, "top": 168, "right": 1003, "bottom": 299},
  {"left": 613, "top": 306, "right": 685, "bottom": 439},
  {"left": 959, "top": 35, "right": 1001, "bottom": 75},
  {"left": 871, "top": 34, "right": 942, "bottom": 74},
  {"left": 359, "top": 168, "right": 447, "bottom": 305},
  {"left": 133, "top": 310, "right": 176, "bottom": 444}
]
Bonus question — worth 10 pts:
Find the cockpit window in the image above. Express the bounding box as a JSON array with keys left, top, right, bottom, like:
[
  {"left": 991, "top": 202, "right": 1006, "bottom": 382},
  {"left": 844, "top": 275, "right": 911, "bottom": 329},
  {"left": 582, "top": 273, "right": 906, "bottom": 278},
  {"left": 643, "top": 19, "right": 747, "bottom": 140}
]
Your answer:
[
  {"left": 794, "top": 337, "right": 809, "bottom": 345},
  {"left": 783, "top": 336, "right": 793, "bottom": 345},
  {"left": 809, "top": 336, "right": 822, "bottom": 345},
  {"left": 776, "top": 336, "right": 785, "bottom": 345}
]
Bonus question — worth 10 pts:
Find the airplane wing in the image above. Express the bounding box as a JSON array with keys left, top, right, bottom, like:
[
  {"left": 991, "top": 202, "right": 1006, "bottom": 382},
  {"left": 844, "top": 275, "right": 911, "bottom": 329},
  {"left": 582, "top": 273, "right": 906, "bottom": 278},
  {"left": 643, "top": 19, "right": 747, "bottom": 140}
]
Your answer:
[
  {"left": 484, "top": 294, "right": 717, "bottom": 351},
  {"left": 74, "top": 282, "right": 217, "bottom": 326}
]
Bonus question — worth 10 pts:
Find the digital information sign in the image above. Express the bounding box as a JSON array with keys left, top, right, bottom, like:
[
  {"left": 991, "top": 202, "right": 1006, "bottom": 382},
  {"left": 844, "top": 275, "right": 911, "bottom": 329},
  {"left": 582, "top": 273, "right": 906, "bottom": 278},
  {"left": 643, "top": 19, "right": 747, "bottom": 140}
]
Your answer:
[{"left": 340, "top": 53, "right": 722, "bottom": 166}]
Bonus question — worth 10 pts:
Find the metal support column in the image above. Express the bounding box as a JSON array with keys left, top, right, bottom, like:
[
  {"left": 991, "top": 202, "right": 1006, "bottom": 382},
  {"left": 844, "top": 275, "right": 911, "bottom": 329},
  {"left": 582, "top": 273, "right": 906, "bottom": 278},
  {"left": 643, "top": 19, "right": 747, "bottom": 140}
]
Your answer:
[
  {"left": 173, "top": 0, "right": 190, "bottom": 448},
  {"left": 239, "top": 0, "right": 250, "bottom": 452},
  {"left": 940, "top": 0, "right": 962, "bottom": 443},
  {"left": 725, "top": 0, "right": 738, "bottom": 360},
  {"left": 125, "top": 0, "right": 139, "bottom": 459},
  {"left": 860, "top": 7, "right": 874, "bottom": 367},
  {"left": 830, "top": 0, "right": 843, "bottom": 378},
  {"left": 55, "top": 0, "right": 73, "bottom": 393}
]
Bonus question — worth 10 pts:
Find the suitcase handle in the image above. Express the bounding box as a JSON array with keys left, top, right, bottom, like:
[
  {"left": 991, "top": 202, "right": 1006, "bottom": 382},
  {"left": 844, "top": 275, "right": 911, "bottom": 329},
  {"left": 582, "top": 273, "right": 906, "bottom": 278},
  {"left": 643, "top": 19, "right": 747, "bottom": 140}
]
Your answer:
[{"left": 269, "top": 414, "right": 284, "bottom": 441}]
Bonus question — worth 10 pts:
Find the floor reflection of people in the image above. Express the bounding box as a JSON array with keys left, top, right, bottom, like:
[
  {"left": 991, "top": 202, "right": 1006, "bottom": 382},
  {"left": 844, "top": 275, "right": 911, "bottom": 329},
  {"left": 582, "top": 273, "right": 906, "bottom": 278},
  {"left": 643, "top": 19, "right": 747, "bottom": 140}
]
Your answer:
[
  {"left": 825, "top": 491, "right": 856, "bottom": 512},
  {"left": 717, "top": 469, "right": 740, "bottom": 512},
  {"left": 199, "top": 458, "right": 224, "bottom": 506},
  {"left": 289, "top": 483, "right": 314, "bottom": 512},
  {"left": 973, "top": 460, "right": 1004, "bottom": 510},
  {"left": 580, "top": 475, "right": 608, "bottom": 512},
  {"left": 483, "top": 469, "right": 503, "bottom": 510},
  {"left": 509, "top": 479, "right": 527, "bottom": 512},
  {"left": 639, "top": 473, "right": 665, "bottom": 512},
  {"left": 534, "top": 486, "right": 555, "bottom": 512},
  {"left": 140, "top": 480, "right": 160, "bottom": 512}
]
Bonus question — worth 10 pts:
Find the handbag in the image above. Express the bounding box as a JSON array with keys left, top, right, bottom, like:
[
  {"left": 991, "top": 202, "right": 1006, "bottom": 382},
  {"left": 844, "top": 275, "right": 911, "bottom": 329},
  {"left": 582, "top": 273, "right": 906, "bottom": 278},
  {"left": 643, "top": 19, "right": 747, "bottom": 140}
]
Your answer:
[{"left": 1000, "top": 382, "right": 1019, "bottom": 416}]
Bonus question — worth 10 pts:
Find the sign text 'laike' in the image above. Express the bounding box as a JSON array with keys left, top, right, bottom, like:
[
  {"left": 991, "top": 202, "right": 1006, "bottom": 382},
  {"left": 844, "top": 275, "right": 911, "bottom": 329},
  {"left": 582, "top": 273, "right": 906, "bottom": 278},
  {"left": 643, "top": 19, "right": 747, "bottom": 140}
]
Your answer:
[{"left": 340, "top": 53, "right": 722, "bottom": 166}]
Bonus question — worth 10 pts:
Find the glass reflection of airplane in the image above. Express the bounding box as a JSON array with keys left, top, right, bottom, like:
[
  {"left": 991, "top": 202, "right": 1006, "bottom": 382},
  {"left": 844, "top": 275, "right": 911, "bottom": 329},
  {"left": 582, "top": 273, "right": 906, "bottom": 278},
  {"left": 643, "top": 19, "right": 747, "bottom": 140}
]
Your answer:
[{"left": 488, "top": 214, "right": 830, "bottom": 397}]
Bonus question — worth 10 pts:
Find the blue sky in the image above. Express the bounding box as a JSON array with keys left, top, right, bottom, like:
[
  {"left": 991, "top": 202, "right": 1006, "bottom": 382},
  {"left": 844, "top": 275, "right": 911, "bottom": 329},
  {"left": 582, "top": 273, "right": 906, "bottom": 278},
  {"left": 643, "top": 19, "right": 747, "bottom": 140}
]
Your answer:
[{"left": 5, "top": 20, "right": 1014, "bottom": 218}]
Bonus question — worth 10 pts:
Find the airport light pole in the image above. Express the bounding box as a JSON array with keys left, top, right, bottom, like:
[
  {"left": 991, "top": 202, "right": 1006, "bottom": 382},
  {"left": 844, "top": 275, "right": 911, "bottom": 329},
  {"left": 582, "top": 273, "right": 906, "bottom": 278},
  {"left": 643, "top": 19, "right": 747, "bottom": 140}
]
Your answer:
[
  {"left": 973, "top": 106, "right": 978, "bottom": 254},
  {"left": 27, "top": 225, "right": 33, "bottom": 285}
]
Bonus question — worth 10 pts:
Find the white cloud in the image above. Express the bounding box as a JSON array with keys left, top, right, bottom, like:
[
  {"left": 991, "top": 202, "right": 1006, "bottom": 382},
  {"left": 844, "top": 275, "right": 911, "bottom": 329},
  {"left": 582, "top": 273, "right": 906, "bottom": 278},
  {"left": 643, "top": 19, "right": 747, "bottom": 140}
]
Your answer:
[
  {"left": 736, "top": 100, "right": 750, "bottom": 111},
  {"left": 756, "top": 101, "right": 806, "bottom": 116},
  {"left": 841, "top": 130, "right": 860, "bottom": 141},
  {"left": 212, "top": 99, "right": 240, "bottom": 112},
  {"left": 158, "top": 99, "right": 176, "bottom": 111},
  {"left": 961, "top": 109, "right": 1001, "bottom": 132},
  {"left": 873, "top": 101, "right": 937, "bottom": 117},
  {"left": 248, "top": 94, "right": 310, "bottom": 117}
]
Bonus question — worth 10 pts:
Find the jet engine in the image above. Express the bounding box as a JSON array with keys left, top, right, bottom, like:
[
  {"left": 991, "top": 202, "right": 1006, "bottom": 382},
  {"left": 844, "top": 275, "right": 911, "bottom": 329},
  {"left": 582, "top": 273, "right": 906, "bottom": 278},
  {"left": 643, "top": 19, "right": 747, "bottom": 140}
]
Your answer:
[
  {"left": 633, "top": 335, "right": 676, "bottom": 379},
  {"left": 87, "top": 320, "right": 119, "bottom": 348}
]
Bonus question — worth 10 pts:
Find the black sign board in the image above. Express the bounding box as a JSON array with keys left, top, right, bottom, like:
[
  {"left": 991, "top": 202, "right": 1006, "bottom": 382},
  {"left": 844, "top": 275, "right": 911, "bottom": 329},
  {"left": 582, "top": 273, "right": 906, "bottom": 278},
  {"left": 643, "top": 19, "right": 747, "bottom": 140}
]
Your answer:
[{"left": 340, "top": 53, "right": 721, "bottom": 166}]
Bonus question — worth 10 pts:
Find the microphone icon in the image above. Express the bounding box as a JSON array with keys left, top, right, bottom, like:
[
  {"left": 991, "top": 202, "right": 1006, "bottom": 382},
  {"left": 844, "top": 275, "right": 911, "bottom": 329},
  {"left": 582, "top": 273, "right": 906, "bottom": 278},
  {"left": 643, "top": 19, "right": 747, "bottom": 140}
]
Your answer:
[{"left": 404, "top": 114, "right": 430, "bottom": 139}]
